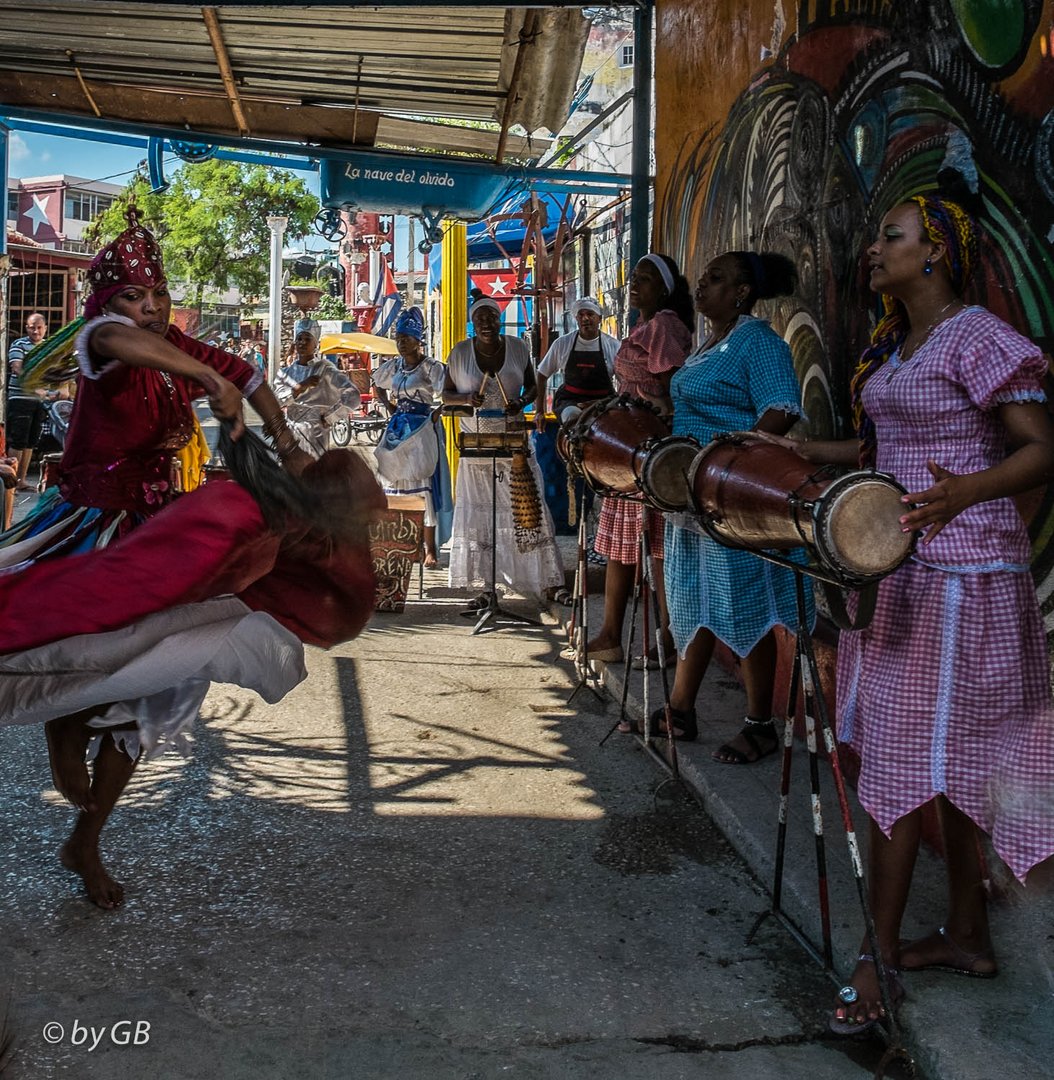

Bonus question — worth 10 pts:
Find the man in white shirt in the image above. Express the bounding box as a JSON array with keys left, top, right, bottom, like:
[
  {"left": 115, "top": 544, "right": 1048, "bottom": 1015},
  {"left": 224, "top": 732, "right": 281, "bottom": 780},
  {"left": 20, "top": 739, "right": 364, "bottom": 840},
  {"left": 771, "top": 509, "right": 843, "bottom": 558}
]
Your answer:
[{"left": 534, "top": 298, "right": 620, "bottom": 431}]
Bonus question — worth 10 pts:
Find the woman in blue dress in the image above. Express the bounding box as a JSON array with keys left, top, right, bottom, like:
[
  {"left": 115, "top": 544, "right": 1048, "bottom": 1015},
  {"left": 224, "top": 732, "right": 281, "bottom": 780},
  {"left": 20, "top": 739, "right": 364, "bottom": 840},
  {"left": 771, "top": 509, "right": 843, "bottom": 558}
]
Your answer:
[
  {"left": 372, "top": 307, "right": 446, "bottom": 567},
  {"left": 654, "top": 251, "right": 811, "bottom": 760}
]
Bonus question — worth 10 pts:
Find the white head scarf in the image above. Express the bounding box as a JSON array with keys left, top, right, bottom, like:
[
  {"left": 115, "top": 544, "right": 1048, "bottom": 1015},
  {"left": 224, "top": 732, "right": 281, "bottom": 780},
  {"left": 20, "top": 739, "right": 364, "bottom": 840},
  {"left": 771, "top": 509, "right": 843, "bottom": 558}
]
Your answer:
[
  {"left": 639, "top": 254, "right": 675, "bottom": 296},
  {"left": 571, "top": 297, "right": 602, "bottom": 317},
  {"left": 469, "top": 297, "right": 501, "bottom": 319}
]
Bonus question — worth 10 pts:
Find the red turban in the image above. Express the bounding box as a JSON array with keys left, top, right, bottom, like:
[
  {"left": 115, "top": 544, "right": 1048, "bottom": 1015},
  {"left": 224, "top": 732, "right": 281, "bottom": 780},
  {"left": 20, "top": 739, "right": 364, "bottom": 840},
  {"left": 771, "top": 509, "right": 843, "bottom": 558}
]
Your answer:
[{"left": 84, "top": 209, "right": 166, "bottom": 319}]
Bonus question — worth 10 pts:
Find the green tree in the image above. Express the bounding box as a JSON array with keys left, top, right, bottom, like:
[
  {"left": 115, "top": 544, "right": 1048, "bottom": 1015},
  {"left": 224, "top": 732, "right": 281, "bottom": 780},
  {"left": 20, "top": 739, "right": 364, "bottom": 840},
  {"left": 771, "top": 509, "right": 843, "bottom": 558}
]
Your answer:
[
  {"left": 314, "top": 292, "right": 355, "bottom": 321},
  {"left": 86, "top": 159, "right": 320, "bottom": 311}
]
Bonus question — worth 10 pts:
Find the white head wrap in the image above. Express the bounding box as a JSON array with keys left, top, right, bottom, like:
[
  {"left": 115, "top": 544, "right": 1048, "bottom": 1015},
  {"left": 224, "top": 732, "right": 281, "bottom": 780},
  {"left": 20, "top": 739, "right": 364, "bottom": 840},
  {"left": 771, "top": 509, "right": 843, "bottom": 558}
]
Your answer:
[
  {"left": 294, "top": 317, "right": 321, "bottom": 342},
  {"left": 571, "top": 297, "right": 602, "bottom": 317},
  {"left": 469, "top": 297, "right": 501, "bottom": 319},
  {"left": 639, "top": 254, "right": 675, "bottom": 296}
]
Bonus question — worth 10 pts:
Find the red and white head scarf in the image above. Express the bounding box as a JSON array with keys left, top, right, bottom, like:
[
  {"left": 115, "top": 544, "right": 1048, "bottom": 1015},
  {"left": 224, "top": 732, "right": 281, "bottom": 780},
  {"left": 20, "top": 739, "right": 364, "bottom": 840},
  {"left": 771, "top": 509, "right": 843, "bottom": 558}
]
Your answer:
[{"left": 85, "top": 207, "right": 166, "bottom": 319}]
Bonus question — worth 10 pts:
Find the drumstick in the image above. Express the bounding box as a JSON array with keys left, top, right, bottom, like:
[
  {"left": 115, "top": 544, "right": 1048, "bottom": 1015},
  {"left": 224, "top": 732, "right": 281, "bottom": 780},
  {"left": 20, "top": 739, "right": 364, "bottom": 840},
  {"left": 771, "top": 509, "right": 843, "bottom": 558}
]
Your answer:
[{"left": 477, "top": 372, "right": 491, "bottom": 399}]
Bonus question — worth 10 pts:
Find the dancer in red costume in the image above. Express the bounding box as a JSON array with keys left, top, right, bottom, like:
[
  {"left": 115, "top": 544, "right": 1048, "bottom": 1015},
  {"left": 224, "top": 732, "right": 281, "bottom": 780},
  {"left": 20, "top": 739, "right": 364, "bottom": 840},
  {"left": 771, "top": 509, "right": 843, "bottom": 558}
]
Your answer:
[{"left": 0, "top": 211, "right": 382, "bottom": 908}]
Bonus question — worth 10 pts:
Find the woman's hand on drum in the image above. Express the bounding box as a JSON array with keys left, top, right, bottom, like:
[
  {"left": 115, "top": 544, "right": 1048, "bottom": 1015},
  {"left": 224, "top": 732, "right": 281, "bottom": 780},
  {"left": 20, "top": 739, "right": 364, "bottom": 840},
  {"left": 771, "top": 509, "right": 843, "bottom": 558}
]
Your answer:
[
  {"left": 901, "top": 460, "right": 977, "bottom": 543},
  {"left": 466, "top": 391, "right": 485, "bottom": 409},
  {"left": 749, "top": 430, "right": 811, "bottom": 456},
  {"left": 505, "top": 394, "right": 528, "bottom": 417}
]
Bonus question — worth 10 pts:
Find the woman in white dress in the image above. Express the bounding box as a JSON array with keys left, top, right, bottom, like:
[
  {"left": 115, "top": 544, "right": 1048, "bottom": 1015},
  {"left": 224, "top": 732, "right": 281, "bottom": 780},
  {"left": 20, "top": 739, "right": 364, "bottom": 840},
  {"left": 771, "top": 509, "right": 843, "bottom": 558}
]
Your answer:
[{"left": 442, "top": 298, "right": 563, "bottom": 608}]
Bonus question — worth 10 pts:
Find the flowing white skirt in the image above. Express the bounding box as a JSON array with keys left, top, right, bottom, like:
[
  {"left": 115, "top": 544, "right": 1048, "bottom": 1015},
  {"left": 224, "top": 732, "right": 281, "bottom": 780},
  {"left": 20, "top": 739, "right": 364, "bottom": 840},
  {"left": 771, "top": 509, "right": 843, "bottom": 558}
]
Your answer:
[
  {"left": 0, "top": 596, "right": 306, "bottom": 758},
  {"left": 448, "top": 455, "right": 563, "bottom": 598}
]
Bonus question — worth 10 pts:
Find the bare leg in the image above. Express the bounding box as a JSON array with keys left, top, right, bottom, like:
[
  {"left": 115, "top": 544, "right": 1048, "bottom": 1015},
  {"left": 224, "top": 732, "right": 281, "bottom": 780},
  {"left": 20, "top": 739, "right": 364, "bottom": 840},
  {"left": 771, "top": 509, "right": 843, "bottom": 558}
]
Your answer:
[
  {"left": 586, "top": 558, "right": 635, "bottom": 653},
  {"left": 59, "top": 730, "right": 139, "bottom": 909},
  {"left": 652, "top": 556, "right": 675, "bottom": 655},
  {"left": 899, "top": 795, "right": 996, "bottom": 975},
  {"left": 712, "top": 631, "right": 780, "bottom": 764},
  {"left": 832, "top": 810, "right": 921, "bottom": 1029},
  {"left": 45, "top": 709, "right": 100, "bottom": 811},
  {"left": 423, "top": 525, "right": 438, "bottom": 568},
  {"left": 3, "top": 486, "right": 13, "bottom": 530},
  {"left": 15, "top": 448, "right": 35, "bottom": 490},
  {"left": 669, "top": 628, "right": 716, "bottom": 713}
]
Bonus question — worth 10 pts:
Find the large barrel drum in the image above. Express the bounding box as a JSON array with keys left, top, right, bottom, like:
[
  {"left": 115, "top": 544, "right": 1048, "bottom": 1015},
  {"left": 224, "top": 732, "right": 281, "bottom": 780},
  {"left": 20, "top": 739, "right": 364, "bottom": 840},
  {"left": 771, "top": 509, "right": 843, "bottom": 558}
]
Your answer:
[{"left": 688, "top": 433, "right": 914, "bottom": 584}]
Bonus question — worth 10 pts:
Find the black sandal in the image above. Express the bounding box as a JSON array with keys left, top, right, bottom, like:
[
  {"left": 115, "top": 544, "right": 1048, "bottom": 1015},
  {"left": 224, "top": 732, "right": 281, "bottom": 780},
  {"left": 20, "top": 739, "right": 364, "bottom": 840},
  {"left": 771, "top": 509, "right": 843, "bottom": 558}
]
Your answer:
[
  {"left": 633, "top": 705, "right": 698, "bottom": 742},
  {"left": 712, "top": 716, "right": 779, "bottom": 765}
]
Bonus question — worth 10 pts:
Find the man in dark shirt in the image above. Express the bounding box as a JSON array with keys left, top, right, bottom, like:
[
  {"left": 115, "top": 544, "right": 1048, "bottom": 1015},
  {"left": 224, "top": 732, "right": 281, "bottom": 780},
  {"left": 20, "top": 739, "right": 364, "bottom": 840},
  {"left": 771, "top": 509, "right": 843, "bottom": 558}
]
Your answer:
[{"left": 6, "top": 312, "right": 48, "bottom": 490}]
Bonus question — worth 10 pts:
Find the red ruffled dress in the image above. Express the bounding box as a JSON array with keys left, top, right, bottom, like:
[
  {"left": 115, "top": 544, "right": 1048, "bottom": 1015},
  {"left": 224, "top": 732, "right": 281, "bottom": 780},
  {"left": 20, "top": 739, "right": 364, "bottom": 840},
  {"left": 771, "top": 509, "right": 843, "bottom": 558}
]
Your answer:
[{"left": 0, "top": 315, "right": 381, "bottom": 753}]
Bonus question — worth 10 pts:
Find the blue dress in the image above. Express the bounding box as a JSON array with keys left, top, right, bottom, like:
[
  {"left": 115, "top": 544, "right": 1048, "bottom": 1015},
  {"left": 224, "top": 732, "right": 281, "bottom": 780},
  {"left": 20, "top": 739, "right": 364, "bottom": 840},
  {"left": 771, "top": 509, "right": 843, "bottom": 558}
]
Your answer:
[{"left": 665, "top": 316, "right": 813, "bottom": 657}]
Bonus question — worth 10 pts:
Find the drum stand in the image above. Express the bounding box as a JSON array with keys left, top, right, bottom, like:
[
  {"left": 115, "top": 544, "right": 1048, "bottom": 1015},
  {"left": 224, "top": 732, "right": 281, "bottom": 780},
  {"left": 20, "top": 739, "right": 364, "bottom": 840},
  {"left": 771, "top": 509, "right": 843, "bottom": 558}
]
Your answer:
[
  {"left": 469, "top": 446, "right": 541, "bottom": 636},
  {"left": 746, "top": 565, "right": 911, "bottom": 1078},
  {"left": 566, "top": 481, "right": 604, "bottom": 706},
  {"left": 599, "top": 506, "right": 677, "bottom": 773}
]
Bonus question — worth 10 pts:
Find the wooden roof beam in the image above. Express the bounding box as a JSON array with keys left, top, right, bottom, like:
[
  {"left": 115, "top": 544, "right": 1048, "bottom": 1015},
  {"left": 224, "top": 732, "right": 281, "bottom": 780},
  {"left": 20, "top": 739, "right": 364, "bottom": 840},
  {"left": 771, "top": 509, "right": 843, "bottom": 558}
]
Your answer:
[{"left": 201, "top": 6, "right": 250, "bottom": 137}]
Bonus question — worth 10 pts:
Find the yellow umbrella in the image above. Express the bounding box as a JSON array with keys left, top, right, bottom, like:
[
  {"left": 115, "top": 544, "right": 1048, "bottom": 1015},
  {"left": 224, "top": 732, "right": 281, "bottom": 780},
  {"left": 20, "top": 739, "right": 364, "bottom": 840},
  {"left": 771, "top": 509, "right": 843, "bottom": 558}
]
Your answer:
[{"left": 319, "top": 332, "right": 400, "bottom": 356}]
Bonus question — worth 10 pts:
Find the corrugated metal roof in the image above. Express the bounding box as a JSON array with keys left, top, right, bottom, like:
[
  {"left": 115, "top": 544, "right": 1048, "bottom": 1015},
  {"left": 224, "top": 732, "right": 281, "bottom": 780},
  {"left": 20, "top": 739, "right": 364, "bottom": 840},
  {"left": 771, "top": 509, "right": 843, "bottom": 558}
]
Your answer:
[{"left": 0, "top": 3, "right": 591, "bottom": 161}]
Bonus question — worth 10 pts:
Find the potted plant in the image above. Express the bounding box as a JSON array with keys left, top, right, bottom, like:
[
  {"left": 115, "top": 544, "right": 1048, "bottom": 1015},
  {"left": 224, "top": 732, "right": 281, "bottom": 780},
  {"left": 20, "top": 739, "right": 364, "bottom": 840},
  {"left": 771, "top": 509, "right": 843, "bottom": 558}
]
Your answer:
[{"left": 285, "top": 276, "right": 325, "bottom": 312}]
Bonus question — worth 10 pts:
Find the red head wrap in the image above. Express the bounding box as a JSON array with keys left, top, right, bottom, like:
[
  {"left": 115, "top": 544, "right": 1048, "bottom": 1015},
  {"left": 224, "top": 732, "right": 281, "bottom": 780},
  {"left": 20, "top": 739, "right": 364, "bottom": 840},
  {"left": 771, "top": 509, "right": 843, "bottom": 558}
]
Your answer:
[{"left": 84, "top": 207, "right": 166, "bottom": 319}]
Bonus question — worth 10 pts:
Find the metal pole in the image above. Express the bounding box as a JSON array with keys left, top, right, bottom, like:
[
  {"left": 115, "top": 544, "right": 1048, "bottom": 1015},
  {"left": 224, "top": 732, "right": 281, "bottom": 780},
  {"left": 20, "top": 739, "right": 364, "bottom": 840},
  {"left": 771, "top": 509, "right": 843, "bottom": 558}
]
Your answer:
[
  {"left": 628, "top": 0, "right": 653, "bottom": 320},
  {"left": 407, "top": 216, "right": 416, "bottom": 310},
  {"left": 266, "top": 215, "right": 287, "bottom": 383}
]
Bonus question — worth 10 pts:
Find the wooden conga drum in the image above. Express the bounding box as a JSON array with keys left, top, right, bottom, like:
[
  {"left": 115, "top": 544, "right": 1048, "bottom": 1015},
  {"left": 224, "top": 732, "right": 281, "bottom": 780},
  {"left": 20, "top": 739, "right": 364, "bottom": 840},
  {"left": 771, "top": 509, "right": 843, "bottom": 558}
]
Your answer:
[
  {"left": 688, "top": 433, "right": 914, "bottom": 584},
  {"left": 560, "top": 395, "right": 670, "bottom": 498}
]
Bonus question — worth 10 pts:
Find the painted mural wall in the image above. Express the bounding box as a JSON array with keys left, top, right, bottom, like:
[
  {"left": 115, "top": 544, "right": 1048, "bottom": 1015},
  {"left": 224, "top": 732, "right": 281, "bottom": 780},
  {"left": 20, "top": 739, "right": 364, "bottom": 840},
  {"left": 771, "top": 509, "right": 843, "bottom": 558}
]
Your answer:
[{"left": 654, "top": 0, "right": 1054, "bottom": 607}]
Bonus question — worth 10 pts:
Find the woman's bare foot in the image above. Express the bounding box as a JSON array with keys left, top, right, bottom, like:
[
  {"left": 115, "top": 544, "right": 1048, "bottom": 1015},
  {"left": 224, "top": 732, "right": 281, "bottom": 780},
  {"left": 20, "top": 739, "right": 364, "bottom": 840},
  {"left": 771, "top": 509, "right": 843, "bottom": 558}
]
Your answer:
[
  {"left": 899, "top": 926, "right": 997, "bottom": 977},
  {"left": 829, "top": 955, "right": 904, "bottom": 1034},
  {"left": 45, "top": 716, "right": 95, "bottom": 811},
  {"left": 59, "top": 836, "right": 124, "bottom": 909}
]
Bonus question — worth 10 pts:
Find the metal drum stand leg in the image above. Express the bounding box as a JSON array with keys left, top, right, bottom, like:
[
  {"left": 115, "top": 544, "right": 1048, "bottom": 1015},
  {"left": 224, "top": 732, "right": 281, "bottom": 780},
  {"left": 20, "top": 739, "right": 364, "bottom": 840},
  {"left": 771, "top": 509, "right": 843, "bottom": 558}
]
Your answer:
[
  {"left": 747, "top": 569, "right": 911, "bottom": 1077},
  {"left": 639, "top": 506, "right": 679, "bottom": 777},
  {"left": 567, "top": 480, "right": 604, "bottom": 706},
  {"left": 472, "top": 448, "right": 540, "bottom": 635}
]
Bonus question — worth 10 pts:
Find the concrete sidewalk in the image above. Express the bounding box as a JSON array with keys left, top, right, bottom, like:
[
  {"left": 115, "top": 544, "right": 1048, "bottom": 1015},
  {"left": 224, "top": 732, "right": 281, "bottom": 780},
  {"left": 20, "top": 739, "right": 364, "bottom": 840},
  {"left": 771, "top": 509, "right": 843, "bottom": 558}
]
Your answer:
[{"left": 551, "top": 540, "right": 1054, "bottom": 1080}]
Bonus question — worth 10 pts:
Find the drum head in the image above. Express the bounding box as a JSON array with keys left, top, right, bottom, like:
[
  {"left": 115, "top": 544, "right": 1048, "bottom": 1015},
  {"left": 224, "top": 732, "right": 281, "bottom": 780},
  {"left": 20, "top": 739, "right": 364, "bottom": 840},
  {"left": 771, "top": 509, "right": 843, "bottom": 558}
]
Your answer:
[
  {"left": 639, "top": 437, "right": 698, "bottom": 511},
  {"left": 817, "top": 476, "right": 912, "bottom": 579}
]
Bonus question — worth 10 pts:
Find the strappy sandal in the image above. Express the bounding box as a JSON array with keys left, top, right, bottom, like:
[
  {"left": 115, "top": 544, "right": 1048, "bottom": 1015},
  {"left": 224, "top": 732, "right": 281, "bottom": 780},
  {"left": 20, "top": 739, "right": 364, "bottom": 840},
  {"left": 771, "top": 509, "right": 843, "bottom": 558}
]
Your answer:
[
  {"left": 712, "top": 716, "right": 779, "bottom": 765},
  {"left": 631, "top": 705, "right": 698, "bottom": 741},
  {"left": 899, "top": 926, "right": 998, "bottom": 978},
  {"left": 828, "top": 953, "right": 905, "bottom": 1036}
]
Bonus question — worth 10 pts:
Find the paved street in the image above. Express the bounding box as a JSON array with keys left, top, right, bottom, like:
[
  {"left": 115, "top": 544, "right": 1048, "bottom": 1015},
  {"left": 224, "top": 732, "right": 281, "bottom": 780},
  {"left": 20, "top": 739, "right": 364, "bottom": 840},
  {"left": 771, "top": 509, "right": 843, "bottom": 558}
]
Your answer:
[{"left": 0, "top": 573, "right": 891, "bottom": 1079}]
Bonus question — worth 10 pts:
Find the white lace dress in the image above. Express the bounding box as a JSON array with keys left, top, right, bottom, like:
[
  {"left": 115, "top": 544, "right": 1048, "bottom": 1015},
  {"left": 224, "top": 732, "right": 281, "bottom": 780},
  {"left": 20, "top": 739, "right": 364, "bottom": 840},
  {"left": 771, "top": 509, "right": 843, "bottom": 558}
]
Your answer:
[{"left": 445, "top": 338, "right": 563, "bottom": 598}]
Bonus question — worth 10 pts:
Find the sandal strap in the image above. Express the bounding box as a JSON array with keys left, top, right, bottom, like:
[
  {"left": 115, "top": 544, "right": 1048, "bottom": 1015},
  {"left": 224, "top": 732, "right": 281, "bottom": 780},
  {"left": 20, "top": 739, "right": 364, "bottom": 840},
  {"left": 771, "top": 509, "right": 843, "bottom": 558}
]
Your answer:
[{"left": 743, "top": 715, "right": 776, "bottom": 729}]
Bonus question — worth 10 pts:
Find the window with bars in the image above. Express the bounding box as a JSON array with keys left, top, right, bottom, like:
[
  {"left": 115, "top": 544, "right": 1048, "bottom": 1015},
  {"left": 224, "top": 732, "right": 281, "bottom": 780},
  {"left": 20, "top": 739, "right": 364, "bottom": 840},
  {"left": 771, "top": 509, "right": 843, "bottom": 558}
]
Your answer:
[
  {"left": 619, "top": 44, "right": 634, "bottom": 68},
  {"left": 63, "top": 190, "right": 114, "bottom": 222},
  {"left": 7, "top": 270, "right": 68, "bottom": 340},
  {"left": 7, "top": 190, "right": 19, "bottom": 220}
]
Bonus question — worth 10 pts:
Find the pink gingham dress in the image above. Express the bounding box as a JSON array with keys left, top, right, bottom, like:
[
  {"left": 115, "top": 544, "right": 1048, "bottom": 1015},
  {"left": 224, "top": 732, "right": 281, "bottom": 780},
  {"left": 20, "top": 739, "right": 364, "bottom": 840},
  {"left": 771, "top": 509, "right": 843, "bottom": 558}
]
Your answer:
[
  {"left": 837, "top": 307, "right": 1054, "bottom": 880},
  {"left": 594, "top": 309, "right": 692, "bottom": 563}
]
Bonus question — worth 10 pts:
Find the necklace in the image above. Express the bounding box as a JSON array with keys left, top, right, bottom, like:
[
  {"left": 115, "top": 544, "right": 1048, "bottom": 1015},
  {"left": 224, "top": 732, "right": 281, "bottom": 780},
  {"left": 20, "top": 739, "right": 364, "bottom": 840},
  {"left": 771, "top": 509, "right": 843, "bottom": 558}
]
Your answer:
[
  {"left": 894, "top": 301, "right": 960, "bottom": 371},
  {"left": 704, "top": 314, "right": 741, "bottom": 351}
]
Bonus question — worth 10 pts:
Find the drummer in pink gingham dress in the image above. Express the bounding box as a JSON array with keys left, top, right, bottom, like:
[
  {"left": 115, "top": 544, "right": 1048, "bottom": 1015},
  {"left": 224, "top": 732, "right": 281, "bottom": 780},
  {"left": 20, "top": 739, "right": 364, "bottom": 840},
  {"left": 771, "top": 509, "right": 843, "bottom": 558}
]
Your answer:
[
  {"left": 586, "top": 254, "right": 694, "bottom": 664},
  {"left": 782, "top": 194, "right": 1054, "bottom": 1035}
]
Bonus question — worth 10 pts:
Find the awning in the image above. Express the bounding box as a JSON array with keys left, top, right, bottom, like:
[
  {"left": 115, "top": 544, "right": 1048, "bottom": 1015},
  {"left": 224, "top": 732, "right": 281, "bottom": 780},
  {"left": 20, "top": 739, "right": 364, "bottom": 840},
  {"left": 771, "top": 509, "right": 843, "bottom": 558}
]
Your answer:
[
  {"left": 319, "top": 332, "right": 400, "bottom": 356},
  {"left": 0, "top": 4, "right": 591, "bottom": 161}
]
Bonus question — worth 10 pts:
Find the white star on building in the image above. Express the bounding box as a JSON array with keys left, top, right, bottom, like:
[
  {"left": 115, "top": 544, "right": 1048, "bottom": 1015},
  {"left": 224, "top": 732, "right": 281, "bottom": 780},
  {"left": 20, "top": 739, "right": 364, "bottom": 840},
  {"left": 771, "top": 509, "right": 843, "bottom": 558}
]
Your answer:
[
  {"left": 489, "top": 277, "right": 509, "bottom": 296},
  {"left": 24, "top": 192, "right": 52, "bottom": 237}
]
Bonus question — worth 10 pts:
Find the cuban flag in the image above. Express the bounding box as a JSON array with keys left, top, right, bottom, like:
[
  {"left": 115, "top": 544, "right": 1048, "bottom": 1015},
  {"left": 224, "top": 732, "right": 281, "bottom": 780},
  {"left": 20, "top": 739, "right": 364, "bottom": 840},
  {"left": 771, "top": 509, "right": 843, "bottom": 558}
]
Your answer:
[{"left": 371, "top": 259, "right": 403, "bottom": 336}]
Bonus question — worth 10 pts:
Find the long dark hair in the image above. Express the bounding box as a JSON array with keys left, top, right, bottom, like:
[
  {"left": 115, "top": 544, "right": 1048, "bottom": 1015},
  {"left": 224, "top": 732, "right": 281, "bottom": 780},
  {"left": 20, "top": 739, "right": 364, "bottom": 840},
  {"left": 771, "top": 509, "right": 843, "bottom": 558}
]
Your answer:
[{"left": 648, "top": 253, "right": 695, "bottom": 330}]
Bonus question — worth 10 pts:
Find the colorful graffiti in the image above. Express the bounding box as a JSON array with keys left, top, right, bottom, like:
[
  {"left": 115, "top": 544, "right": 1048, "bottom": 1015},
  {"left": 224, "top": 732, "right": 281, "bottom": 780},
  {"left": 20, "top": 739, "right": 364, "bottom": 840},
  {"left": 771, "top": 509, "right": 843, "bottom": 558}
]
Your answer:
[{"left": 655, "top": 0, "right": 1054, "bottom": 606}]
